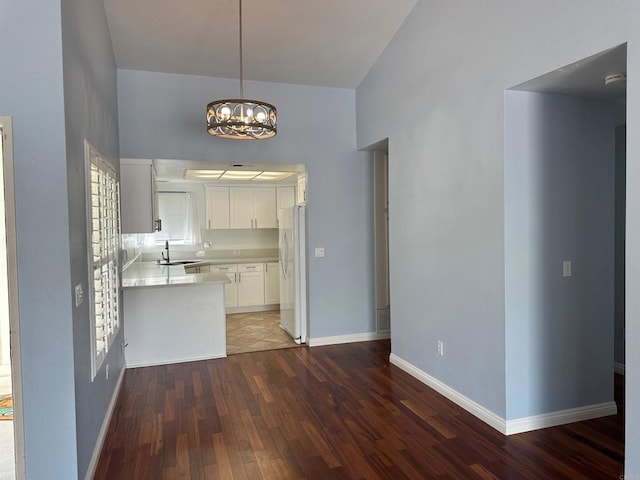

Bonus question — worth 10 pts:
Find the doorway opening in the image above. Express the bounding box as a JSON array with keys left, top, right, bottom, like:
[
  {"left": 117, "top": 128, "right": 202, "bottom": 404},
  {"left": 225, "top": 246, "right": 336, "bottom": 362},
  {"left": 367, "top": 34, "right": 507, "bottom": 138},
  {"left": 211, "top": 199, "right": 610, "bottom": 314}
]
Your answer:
[
  {"left": 373, "top": 151, "right": 390, "bottom": 335},
  {"left": 122, "top": 159, "right": 309, "bottom": 356},
  {"left": 504, "top": 44, "right": 626, "bottom": 433},
  {"left": 0, "top": 116, "right": 24, "bottom": 479}
]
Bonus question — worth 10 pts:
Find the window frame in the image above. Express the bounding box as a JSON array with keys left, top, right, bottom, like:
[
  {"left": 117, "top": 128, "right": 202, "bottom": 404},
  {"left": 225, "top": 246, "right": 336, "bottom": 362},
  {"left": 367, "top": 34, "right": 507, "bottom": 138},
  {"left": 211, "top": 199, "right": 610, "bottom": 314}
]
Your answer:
[{"left": 84, "top": 140, "right": 121, "bottom": 380}]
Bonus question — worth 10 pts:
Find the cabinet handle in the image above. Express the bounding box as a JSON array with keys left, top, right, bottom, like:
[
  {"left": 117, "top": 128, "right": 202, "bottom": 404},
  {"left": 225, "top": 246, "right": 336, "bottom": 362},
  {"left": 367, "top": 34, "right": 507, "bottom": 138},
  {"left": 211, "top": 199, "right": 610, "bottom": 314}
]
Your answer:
[
  {"left": 234, "top": 273, "right": 237, "bottom": 283},
  {"left": 208, "top": 219, "right": 211, "bottom": 229},
  {"left": 246, "top": 266, "right": 256, "bottom": 269},
  {"left": 238, "top": 273, "right": 241, "bottom": 282},
  {"left": 250, "top": 219, "right": 254, "bottom": 228},
  {"left": 255, "top": 219, "right": 258, "bottom": 228}
]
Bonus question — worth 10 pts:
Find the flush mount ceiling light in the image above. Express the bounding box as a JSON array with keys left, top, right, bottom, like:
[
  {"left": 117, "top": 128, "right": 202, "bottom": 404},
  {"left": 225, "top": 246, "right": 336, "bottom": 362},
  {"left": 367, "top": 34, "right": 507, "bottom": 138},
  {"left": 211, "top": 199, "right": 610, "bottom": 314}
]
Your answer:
[
  {"left": 184, "top": 169, "right": 296, "bottom": 181},
  {"left": 206, "top": 0, "right": 277, "bottom": 140}
]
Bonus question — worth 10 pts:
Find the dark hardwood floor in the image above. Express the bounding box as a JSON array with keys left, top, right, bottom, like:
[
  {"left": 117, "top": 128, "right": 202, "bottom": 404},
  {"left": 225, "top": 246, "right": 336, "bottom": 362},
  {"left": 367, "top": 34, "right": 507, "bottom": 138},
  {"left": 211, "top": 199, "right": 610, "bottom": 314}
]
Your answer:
[{"left": 94, "top": 341, "right": 624, "bottom": 479}]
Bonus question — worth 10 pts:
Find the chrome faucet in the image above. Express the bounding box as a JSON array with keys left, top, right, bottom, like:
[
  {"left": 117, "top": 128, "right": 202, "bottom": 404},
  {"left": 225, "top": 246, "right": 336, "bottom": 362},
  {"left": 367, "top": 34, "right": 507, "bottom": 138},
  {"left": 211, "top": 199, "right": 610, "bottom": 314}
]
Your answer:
[{"left": 161, "top": 240, "right": 170, "bottom": 264}]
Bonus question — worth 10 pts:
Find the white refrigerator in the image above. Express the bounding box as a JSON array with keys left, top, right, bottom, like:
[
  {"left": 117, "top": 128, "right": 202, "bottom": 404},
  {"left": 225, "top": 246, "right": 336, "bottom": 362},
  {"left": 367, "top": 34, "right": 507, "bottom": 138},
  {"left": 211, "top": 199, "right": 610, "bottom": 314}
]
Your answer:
[{"left": 279, "top": 205, "right": 307, "bottom": 344}]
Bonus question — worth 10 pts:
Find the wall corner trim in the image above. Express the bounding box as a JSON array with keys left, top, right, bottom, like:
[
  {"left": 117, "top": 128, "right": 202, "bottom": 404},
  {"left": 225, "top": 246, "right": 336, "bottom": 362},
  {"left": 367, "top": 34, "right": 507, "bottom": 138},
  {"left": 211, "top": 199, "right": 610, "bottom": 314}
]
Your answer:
[
  {"left": 389, "top": 353, "right": 507, "bottom": 434},
  {"left": 309, "top": 332, "right": 390, "bottom": 347},
  {"left": 505, "top": 402, "right": 618, "bottom": 435},
  {"left": 84, "top": 367, "right": 126, "bottom": 480}
]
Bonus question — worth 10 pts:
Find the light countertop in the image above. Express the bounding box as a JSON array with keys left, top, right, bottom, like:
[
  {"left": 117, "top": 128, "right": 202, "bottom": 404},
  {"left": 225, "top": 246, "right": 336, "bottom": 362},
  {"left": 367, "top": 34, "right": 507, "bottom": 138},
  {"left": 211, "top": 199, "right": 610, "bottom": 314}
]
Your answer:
[{"left": 122, "top": 262, "right": 231, "bottom": 289}]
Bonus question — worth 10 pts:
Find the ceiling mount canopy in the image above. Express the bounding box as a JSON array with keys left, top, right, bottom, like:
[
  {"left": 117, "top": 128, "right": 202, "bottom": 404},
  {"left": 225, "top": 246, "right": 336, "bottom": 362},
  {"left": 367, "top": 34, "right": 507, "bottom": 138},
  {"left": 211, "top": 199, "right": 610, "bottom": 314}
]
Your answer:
[{"left": 206, "top": 0, "right": 277, "bottom": 140}]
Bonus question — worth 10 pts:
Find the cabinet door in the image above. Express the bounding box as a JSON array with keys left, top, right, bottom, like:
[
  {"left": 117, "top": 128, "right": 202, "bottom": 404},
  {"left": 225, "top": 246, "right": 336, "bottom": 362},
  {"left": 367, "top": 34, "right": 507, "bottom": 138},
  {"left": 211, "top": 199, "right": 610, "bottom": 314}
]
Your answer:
[
  {"left": 276, "top": 187, "right": 295, "bottom": 225},
  {"left": 264, "top": 262, "right": 280, "bottom": 305},
  {"left": 296, "top": 174, "right": 307, "bottom": 205},
  {"left": 253, "top": 188, "right": 276, "bottom": 228},
  {"left": 120, "top": 160, "right": 157, "bottom": 233},
  {"left": 224, "top": 272, "right": 238, "bottom": 308},
  {"left": 229, "top": 188, "right": 254, "bottom": 228},
  {"left": 206, "top": 187, "right": 230, "bottom": 229},
  {"left": 237, "top": 271, "right": 265, "bottom": 306}
]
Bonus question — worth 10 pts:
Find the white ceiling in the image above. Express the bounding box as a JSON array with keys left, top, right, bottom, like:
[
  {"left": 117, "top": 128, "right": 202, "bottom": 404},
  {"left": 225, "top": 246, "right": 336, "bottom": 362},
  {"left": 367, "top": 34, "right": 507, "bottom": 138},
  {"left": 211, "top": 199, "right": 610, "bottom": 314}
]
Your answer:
[
  {"left": 104, "top": 0, "right": 417, "bottom": 89},
  {"left": 511, "top": 44, "right": 627, "bottom": 101}
]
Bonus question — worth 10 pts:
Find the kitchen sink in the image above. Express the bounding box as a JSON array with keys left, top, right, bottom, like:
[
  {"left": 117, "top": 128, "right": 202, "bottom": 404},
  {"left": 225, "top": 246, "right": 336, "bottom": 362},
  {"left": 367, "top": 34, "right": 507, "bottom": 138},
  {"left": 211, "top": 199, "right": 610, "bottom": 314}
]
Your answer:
[{"left": 157, "top": 260, "right": 198, "bottom": 266}]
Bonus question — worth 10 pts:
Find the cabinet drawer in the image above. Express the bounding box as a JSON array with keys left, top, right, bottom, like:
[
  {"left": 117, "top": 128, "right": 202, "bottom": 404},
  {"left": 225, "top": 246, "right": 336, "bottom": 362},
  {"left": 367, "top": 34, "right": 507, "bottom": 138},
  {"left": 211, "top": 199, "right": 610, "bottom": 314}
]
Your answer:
[
  {"left": 210, "top": 264, "right": 237, "bottom": 273},
  {"left": 237, "top": 263, "right": 264, "bottom": 273}
]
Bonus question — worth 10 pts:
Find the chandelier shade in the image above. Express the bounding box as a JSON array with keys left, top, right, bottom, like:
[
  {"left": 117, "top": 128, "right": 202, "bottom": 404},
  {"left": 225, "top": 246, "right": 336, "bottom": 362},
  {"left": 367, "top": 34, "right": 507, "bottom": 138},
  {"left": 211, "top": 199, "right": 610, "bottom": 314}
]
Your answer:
[
  {"left": 206, "top": 0, "right": 277, "bottom": 140},
  {"left": 206, "top": 99, "right": 277, "bottom": 139}
]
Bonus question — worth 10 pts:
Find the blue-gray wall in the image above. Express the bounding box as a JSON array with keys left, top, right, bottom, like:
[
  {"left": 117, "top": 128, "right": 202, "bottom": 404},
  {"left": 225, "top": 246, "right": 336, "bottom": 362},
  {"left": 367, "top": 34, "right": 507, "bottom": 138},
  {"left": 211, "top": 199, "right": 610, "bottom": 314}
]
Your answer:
[
  {"left": 0, "top": 0, "right": 79, "bottom": 478},
  {"left": 615, "top": 124, "right": 626, "bottom": 366},
  {"left": 504, "top": 91, "right": 615, "bottom": 419},
  {"left": 61, "top": 0, "right": 124, "bottom": 478},
  {"left": 117, "top": 70, "right": 374, "bottom": 339},
  {"left": 356, "top": 0, "right": 640, "bottom": 473},
  {"left": 0, "top": 0, "right": 122, "bottom": 477}
]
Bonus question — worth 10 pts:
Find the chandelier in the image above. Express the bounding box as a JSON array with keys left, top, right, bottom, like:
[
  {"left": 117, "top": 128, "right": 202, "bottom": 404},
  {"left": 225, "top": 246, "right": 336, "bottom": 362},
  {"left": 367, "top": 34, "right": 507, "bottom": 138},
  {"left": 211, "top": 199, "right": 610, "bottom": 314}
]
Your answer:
[{"left": 206, "top": 0, "right": 277, "bottom": 139}]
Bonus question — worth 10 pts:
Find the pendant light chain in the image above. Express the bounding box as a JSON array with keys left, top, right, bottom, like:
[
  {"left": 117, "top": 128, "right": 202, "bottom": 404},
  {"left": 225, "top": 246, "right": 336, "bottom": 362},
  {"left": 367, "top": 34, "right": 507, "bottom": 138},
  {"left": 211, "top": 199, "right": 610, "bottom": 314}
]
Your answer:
[{"left": 239, "top": 0, "right": 244, "bottom": 99}]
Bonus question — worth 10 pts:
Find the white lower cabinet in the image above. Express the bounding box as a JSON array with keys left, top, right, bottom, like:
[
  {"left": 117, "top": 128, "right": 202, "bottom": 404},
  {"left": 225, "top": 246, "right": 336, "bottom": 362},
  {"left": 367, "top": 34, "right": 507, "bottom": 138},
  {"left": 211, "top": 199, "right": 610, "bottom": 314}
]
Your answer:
[
  {"left": 265, "top": 262, "right": 280, "bottom": 305},
  {"left": 237, "top": 264, "right": 265, "bottom": 306},
  {"left": 210, "top": 264, "right": 238, "bottom": 308},
  {"left": 208, "top": 262, "right": 279, "bottom": 311}
]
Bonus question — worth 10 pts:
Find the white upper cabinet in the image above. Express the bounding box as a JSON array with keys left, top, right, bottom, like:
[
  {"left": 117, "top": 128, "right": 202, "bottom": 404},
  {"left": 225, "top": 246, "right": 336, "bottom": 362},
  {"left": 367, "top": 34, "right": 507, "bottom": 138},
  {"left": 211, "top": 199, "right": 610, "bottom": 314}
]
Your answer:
[
  {"left": 252, "top": 188, "right": 277, "bottom": 228},
  {"left": 120, "top": 158, "right": 160, "bottom": 233},
  {"left": 276, "top": 186, "right": 295, "bottom": 224},
  {"left": 206, "top": 186, "right": 230, "bottom": 229},
  {"left": 229, "top": 187, "right": 276, "bottom": 229},
  {"left": 296, "top": 174, "right": 307, "bottom": 205}
]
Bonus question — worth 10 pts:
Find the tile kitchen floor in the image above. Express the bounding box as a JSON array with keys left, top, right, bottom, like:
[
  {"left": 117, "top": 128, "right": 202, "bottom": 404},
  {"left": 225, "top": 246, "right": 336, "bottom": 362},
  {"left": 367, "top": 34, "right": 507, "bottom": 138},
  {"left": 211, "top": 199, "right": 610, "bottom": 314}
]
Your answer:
[{"left": 226, "top": 310, "right": 301, "bottom": 355}]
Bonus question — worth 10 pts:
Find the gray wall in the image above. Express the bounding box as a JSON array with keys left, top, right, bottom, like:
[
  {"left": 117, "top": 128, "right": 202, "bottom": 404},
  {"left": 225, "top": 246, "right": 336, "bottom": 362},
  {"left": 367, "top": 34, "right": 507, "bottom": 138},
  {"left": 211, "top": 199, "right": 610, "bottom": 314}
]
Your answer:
[
  {"left": 0, "top": 0, "right": 79, "bottom": 478},
  {"left": 504, "top": 91, "right": 615, "bottom": 419},
  {"left": 615, "top": 125, "right": 626, "bottom": 366},
  {"left": 356, "top": 0, "right": 640, "bottom": 473},
  {"left": 117, "top": 70, "right": 374, "bottom": 339},
  {"left": 61, "top": 0, "right": 123, "bottom": 477}
]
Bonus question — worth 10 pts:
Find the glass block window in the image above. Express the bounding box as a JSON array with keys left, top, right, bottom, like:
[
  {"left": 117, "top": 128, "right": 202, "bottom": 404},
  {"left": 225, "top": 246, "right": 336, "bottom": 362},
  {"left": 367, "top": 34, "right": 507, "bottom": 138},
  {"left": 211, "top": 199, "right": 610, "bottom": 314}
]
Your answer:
[{"left": 85, "top": 141, "right": 121, "bottom": 379}]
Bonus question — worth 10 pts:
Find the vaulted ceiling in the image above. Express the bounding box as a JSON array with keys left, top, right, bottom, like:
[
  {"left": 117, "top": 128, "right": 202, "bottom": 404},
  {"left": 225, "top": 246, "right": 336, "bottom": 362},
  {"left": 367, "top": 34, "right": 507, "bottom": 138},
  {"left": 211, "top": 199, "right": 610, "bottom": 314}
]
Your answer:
[{"left": 104, "top": 0, "right": 417, "bottom": 89}]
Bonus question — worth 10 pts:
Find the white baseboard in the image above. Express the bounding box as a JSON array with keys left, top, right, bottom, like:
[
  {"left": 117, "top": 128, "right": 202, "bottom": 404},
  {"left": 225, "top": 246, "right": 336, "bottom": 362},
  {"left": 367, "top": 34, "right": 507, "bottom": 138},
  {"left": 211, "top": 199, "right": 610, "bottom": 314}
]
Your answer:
[
  {"left": 126, "top": 353, "right": 227, "bottom": 369},
  {"left": 389, "top": 353, "right": 507, "bottom": 434},
  {"left": 614, "top": 362, "right": 626, "bottom": 375},
  {"left": 309, "top": 332, "right": 390, "bottom": 347},
  {"left": 84, "top": 365, "right": 126, "bottom": 480},
  {"left": 505, "top": 401, "right": 617, "bottom": 435},
  {"left": 226, "top": 304, "right": 279, "bottom": 314},
  {"left": 389, "top": 352, "right": 618, "bottom": 436}
]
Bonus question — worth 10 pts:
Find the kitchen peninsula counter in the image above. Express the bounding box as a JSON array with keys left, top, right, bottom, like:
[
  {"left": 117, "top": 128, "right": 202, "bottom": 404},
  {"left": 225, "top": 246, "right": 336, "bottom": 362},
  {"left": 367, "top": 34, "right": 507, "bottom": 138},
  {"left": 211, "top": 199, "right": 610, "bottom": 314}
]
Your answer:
[
  {"left": 122, "top": 262, "right": 230, "bottom": 288},
  {"left": 122, "top": 261, "right": 230, "bottom": 367}
]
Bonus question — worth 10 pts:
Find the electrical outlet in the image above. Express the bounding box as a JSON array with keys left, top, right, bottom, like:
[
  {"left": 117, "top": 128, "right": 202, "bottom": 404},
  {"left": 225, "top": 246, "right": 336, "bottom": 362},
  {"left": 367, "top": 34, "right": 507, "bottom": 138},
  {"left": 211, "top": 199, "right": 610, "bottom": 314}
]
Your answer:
[
  {"left": 106, "top": 364, "right": 109, "bottom": 380},
  {"left": 74, "top": 284, "right": 83, "bottom": 307},
  {"left": 562, "top": 261, "right": 572, "bottom": 278},
  {"left": 437, "top": 340, "right": 444, "bottom": 356},
  {"left": 315, "top": 247, "right": 325, "bottom": 258}
]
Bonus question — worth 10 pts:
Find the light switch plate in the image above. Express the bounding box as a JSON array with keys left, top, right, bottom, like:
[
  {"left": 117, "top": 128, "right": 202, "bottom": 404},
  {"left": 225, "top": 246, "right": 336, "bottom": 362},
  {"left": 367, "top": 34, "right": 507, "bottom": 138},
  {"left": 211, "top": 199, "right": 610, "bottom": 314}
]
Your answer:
[
  {"left": 74, "top": 284, "right": 84, "bottom": 307},
  {"left": 315, "top": 247, "right": 325, "bottom": 258},
  {"left": 562, "top": 261, "right": 572, "bottom": 278}
]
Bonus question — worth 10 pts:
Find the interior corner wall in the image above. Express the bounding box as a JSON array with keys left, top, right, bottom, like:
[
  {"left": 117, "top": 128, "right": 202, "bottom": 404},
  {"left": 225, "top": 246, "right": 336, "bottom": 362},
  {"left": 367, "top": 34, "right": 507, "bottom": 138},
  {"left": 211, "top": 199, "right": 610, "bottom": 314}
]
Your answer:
[
  {"left": 355, "top": 0, "right": 640, "bottom": 445},
  {"left": 504, "top": 91, "right": 615, "bottom": 419},
  {"left": 0, "top": 0, "right": 79, "bottom": 478},
  {"left": 61, "top": 0, "right": 123, "bottom": 477},
  {"left": 116, "top": 70, "right": 374, "bottom": 340}
]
